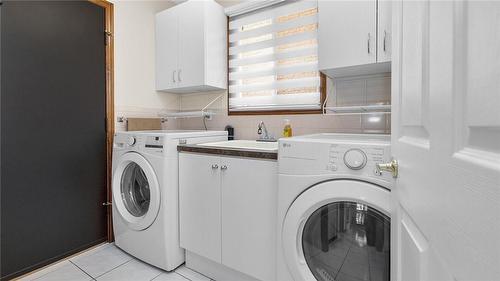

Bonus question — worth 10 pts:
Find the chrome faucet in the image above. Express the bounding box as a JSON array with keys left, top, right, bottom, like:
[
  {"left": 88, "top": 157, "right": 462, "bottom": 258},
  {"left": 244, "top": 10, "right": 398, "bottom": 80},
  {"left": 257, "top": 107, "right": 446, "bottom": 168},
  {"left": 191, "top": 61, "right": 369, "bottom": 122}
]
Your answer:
[{"left": 257, "top": 121, "right": 276, "bottom": 142}]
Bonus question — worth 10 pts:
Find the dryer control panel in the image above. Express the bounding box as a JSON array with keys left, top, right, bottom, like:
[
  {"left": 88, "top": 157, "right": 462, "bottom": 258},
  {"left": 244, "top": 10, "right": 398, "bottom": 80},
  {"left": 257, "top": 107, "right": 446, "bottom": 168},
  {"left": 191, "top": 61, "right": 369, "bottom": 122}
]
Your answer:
[{"left": 279, "top": 134, "right": 392, "bottom": 183}]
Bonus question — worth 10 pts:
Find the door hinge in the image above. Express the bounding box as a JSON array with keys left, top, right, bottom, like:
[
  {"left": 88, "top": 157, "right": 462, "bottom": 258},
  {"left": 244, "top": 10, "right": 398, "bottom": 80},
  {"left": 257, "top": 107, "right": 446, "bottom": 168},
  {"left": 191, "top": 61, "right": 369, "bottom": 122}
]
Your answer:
[
  {"left": 104, "top": 31, "right": 113, "bottom": 45},
  {"left": 102, "top": 202, "right": 112, "bottom": 206}
]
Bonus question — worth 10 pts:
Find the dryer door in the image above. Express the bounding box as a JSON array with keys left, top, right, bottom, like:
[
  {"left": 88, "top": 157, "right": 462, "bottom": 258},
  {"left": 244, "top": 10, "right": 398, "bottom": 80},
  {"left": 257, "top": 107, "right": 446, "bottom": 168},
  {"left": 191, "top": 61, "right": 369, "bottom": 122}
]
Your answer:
[
  {"left": 113, "top": 152, "right": 161, "bottom": 230},
  {"left": 282, "top": 180, "right": 391, "bottom": 281}
]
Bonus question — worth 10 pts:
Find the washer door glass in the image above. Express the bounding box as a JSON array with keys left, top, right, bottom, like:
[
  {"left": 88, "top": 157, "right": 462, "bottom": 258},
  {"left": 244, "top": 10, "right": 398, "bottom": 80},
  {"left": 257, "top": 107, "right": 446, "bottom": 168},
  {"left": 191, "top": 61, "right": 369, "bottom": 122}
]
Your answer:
[
  {"left": 302, "top": 201, "right": 390, "bottom": 281},
  {"left": 112, "top": 152, "right": 160, "bottom": 231},
  {"left": 120, "top": 162, "right": 150, "bottom": 217}
]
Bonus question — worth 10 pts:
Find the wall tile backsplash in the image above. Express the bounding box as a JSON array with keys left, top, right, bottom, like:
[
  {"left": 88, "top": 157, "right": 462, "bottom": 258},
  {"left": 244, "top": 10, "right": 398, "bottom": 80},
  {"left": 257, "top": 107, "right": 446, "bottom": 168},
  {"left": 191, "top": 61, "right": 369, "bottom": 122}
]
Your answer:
[
  {"left": 115, "top": 75, "right": 391, "bottom": 136},
  {"left": 115, "top": 106, "right": 179, "bottom": 132},
  {"left": 178, "top": 75, "right": 391, "bottom": 139}
]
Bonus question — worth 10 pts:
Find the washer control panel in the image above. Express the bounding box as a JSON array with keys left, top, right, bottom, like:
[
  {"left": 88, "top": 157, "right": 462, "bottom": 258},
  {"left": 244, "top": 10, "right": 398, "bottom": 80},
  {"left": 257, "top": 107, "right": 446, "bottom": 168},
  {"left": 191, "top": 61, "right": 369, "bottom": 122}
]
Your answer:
[
  {"left": 114, "top": 133, "right": 165, "bottom": 154},
  {"left": 279, "top": 134, "right": 392, "bottom": 183},
  {"left": 343, "top": 148, "right": 367, "bottom": 170},
  {"left": 328, "top": 144, "right": 388, "bottom": 176},
  {"left": 126, "top": 136, "right": 137, "bottom": 146}
]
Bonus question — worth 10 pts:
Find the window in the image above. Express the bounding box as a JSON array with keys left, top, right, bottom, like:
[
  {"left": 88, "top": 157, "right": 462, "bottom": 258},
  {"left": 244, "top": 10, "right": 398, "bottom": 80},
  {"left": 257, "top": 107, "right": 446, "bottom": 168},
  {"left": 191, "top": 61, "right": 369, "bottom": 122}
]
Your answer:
[{"left": 228, "top": 0, "right": 325, "bottom": 114}]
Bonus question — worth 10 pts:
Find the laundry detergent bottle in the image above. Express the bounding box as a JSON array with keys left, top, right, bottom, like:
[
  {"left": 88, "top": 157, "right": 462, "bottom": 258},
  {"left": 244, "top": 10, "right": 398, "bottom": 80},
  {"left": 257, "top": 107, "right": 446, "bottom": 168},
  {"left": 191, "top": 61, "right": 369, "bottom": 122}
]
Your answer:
[{"left": 283, "top": 119, "right": 293, "bottom": 137}]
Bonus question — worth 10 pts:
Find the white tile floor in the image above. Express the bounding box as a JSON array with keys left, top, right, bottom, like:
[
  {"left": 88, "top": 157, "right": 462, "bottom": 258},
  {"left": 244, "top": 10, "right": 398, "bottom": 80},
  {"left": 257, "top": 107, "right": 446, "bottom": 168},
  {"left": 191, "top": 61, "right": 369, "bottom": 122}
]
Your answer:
[{"left": 19, "top": 244, "right": 213, "bottom": 281}]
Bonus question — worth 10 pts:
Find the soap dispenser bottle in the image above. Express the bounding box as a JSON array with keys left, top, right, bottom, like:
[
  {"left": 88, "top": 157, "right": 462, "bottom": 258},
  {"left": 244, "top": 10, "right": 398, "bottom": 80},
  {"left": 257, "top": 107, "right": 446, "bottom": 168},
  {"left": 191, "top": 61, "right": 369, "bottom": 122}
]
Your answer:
[{"left": 283, "top": 119, "right": 293, "bottom": 138}]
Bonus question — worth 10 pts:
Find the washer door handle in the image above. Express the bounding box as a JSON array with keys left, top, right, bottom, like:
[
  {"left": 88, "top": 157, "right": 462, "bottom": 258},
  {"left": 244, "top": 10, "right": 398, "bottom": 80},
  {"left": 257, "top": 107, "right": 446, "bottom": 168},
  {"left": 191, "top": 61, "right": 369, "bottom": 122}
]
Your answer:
[
  {"left": 296, "top": 218, "right": 307, "bottom": 264},
  {"left": 376, "top": 159, "right": 398, "bottom": 178}
]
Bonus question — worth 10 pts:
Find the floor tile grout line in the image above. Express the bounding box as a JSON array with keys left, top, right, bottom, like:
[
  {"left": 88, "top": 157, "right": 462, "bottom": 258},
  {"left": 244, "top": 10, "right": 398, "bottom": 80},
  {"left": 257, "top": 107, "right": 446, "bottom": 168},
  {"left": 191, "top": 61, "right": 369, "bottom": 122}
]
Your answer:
[
  {"left": 69, "top": 243, "right": 113, "bottom": 263},
  {"left": 148, "top": 271, "right": 164, "bottom": 281},
  {"left": 26, "top": 244, "right": 114, "bottom": 281},
  {"left": 175, "top": 271, "right": 194, "bottom": 281},
  {"left": 31, "top": 260, "right": 90, "bottom": 281},
  {"left": 150, "top": 270, "right": 192, "bottom": 281},
  {"left": 93, "top": 258, "right": 134, "bottom": 279},
  {"left": 176, "top": 268, "right": 213, "bottom": 281},
  {"left": 31, "top": 261, "right": 68, "bottom": 281},
  {"left": 334, "top": 240, "right": 353, "bottom": 280},
  {"left": 176, "top": 271, "right": 194, "bottom": 281},
  {"left": 69, "top": 260, "right": 97, "bottom": 281}
]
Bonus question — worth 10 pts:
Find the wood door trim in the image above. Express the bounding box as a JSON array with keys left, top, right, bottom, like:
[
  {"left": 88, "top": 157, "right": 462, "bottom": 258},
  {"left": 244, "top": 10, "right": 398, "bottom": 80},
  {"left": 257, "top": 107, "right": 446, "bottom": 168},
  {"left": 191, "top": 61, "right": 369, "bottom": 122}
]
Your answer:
[{"left": 89, "top": 0, "right": 115, "bottom": 242}]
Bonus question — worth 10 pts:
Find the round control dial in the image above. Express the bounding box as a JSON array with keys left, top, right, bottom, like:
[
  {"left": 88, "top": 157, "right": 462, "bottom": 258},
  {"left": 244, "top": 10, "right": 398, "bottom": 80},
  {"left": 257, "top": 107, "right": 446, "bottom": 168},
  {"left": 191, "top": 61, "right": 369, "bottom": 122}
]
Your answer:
[
  {"left": 343, "top": 148, "right": 367, "bottom": 170},
  {"left": 127, "top": 136, "right": 136, "bottom": 146}
]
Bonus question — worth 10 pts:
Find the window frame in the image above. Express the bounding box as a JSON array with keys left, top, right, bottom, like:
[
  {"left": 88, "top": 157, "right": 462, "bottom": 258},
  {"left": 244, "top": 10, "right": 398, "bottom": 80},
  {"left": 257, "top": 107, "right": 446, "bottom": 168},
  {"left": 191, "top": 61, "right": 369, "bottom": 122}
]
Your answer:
[{"left": 226, "top": 16, "right": 327, "bottom": 116}]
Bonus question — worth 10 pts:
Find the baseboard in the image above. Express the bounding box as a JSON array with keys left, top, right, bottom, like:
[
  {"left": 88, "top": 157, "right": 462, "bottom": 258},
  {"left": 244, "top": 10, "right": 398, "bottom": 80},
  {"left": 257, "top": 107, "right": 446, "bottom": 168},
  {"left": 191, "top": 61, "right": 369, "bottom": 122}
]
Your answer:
[{"left": 185, "top": 251, "right": 263, "bottom": 281}]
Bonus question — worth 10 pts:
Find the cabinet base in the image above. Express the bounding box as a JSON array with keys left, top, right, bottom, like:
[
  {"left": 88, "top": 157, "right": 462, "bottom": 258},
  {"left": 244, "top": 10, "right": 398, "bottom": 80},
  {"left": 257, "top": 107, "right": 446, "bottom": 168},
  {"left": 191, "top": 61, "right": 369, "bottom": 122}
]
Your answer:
[
  {"left": 321, "top": 61, "right": 391, "bottom": 78},
  {"left": 185, "top": 251, "right": 265, "bottom": 281}
]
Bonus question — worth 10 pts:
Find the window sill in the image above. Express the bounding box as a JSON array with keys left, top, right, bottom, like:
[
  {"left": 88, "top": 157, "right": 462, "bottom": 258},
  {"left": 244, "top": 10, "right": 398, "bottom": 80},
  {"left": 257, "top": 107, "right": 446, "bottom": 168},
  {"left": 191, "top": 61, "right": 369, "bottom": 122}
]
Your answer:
[{"left": 228, "top": 109, "right": 323, "bottom": 116}]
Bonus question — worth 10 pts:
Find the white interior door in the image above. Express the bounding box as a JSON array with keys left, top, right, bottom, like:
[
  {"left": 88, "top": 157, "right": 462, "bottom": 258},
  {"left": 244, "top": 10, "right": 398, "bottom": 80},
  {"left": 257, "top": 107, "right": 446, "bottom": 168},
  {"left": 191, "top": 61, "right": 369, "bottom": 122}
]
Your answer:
[{"left": 392, "top": 1, "right": 500, "bottom": 281}]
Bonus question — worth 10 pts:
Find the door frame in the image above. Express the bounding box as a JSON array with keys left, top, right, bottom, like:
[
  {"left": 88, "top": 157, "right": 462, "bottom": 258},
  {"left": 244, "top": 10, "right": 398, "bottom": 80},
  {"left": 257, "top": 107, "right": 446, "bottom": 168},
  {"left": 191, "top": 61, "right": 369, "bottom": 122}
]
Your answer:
[{"left": 89, "top": 0, "right": 115, "bottom": 242}]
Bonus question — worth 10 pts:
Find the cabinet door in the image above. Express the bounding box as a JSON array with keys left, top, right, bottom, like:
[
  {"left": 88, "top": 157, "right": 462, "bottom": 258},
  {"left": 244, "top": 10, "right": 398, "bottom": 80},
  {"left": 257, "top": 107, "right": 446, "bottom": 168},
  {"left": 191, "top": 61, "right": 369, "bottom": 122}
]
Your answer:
[
  {"left": 377, "top": 0, "right": 392, "bottom": 62},
  {"left": 318, "top": 0, "right": 377, "bottom": 70},
  {"left": 221, "top": 158, "right": 278, "bottom": 281},
  {"left": 155, "top": 10, "right": 178, "bottom": 91},
  {"left": 179, "top": 153, "right": 221, "bottom": 263},
  {"left": 177, "top": 1, "right": 205, "bottom": 89}
]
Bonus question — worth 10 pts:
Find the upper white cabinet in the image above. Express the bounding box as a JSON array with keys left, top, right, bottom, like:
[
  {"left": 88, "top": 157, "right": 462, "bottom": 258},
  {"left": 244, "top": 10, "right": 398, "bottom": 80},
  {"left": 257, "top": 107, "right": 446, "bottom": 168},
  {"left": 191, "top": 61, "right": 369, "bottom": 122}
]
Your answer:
[
  {"left": 318, "top": 0, "right": 391, "bottom": 78},
  {"left": 155, "top": 0, "right": 227, "bottom": 93},
  {"left": 377, "top": 0, "right": 392, "bottom": 63}
]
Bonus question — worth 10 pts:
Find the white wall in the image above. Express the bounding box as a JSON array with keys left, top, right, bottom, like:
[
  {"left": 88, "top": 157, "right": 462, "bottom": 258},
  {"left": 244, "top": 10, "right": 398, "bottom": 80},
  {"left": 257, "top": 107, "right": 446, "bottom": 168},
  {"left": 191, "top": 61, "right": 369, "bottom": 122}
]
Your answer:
[
  {"left": 111, "top": 0, "right": 391, "bottom": 136},
  {"left": 175, "top": 1, "right": 391, "bottom": 138},
  {"left": 112, "top": 0, "right": 179, "bottom": 130}
]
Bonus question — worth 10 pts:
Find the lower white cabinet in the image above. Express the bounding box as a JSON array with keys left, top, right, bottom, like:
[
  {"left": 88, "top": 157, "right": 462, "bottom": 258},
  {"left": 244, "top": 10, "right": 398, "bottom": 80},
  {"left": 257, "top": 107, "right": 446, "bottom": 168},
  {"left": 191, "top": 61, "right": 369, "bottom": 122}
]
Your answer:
[
  {"left": 179, "top": 153, "right": 222, "bottom": 263},
  {"left": 179, "top": 153, "right": 278, "bottom": 281}
]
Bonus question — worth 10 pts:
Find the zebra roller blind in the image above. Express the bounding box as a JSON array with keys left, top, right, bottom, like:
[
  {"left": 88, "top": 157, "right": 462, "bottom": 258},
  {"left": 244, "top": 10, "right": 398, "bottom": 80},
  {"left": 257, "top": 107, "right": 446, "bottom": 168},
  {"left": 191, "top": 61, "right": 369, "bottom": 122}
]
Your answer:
[{"left": 228, "top": 0, "right": 321, "bottom": 112}]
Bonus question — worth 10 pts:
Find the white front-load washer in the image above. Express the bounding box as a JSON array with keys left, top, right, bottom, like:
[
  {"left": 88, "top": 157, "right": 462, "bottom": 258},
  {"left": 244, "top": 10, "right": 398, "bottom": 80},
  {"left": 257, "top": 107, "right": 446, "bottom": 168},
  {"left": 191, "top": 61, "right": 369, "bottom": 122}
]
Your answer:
[
  {"left": 112, "top": 130, "right": 227, "bottom": 271},
  {"left": 277, "top": 134, "right": 394, "bottom": 281}
]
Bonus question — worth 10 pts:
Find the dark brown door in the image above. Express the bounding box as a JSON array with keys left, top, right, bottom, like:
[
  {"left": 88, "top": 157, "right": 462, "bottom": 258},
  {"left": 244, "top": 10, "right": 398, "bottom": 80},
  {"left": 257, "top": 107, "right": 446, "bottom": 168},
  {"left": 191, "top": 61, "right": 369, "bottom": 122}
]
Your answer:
[{"left": 1, "top": 1, "right": 108, "bottom": 279}]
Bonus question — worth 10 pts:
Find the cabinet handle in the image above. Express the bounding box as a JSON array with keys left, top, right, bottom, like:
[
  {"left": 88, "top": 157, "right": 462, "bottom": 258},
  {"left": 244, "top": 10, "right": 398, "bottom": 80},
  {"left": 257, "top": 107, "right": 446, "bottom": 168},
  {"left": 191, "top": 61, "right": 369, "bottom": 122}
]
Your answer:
[
  {"left": 383, "top": 30, "right": 387, "bottom": 52},
  {"left": 211, "top": 164, "right": 219, "bottom": 169},
  {"left": 173, "top": 70, "right": 176, "bottom": 83},
  {"left": 178, "top": 69, "right": 182, "bottom": 82},
  {"left": 220, "top": 165, "right": 227, "bottom": 170},
  {"left": 367, "top": 33, "right": 371, "bottom": 54}
]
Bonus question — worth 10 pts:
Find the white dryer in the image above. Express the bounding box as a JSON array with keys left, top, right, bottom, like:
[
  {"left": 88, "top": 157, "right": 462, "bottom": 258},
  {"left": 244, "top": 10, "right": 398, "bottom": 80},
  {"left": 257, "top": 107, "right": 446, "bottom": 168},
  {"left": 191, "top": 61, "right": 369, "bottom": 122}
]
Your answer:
[
  {"left": 277, "top": 134, "right": 394, "bottom": 281},
  {"left": 112, "top": 130, "right": 227, "bottom": 271}
]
